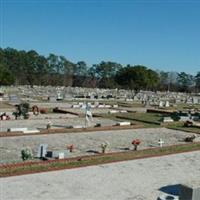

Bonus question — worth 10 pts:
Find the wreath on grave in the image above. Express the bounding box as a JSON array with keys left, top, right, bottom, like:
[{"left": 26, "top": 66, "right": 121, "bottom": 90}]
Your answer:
[{"left": 32, "top": 105, "right": 39, "bottom": 115}]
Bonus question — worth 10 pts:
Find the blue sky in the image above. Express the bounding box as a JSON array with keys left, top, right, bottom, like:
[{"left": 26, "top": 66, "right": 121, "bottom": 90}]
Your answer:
[{"left": 1, "top": 0, "right": 200, "bottom": 74}]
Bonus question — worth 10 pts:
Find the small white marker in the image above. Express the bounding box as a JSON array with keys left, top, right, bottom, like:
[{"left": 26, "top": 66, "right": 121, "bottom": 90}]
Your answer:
[{"left": 158, "top": 139, "right": 164, "bottom": 147}]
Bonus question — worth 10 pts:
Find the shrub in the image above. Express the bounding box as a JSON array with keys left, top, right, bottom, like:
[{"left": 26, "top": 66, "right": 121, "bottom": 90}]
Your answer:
[{"left": 21, "top": 148, "right": 33, "bottom": 161}]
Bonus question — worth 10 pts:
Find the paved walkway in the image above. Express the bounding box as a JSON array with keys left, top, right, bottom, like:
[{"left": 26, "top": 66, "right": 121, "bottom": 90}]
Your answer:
[{"left": 1, "top": 151, "right": 200, "bottom": 200}]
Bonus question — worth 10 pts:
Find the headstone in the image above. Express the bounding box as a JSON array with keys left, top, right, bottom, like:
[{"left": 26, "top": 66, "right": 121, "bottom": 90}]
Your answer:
[
  {"left": 165, "top": 101, "right": 170, "bottom": 107},
  {"left": 98, "top": 104, "right": 105, "bottom": 108},
  {"left": 145, "top": 100, "right": 150, "bottom": 107},
  {"left": 23, "top": 129, "right": 40, "bottom": 134},
  {"left": 57, "top": 92, "right": 63, "bottom": 101},
  {"left": 193, "top": 97, "right": 199, "bottom": 104},
  {"left": 72, "top": 125, "right": 84, "bottom": 129},
  {"left": 105, "top": 105, "right": 111, "bottom": 108},
  {"left": 116, "top": 121, "right": 131, "bottom": 126},
  {"left": 46, "top": 151, "right": 53, "bottom": 158},
  {"left": 163, "top": 117, "right": 174, "bottom": 123},
  {"left": 7, "top": 127, "right": 28, "bottom": 132},
  {"left": 120, "top": 110, "right": 128, "bottom": 113},
  {"left": 108, "top": 110, "right": 119, "bottom": 114},
  {"left": 159, "top": 101, "right": 164, "bottom": 108},
  {"left": 58, "top": 152, "right": 65, "bottom": 159},
  {"left": 158, "top": 139, "right": 164, "bottom": 147},
  {"left": 37, "top": 144, "right": 48, "bottom": 158},
  {"left": 113, "top": 104, "right": 118, "bottom": 108},
  {"left": 72, "top": 104, "right": 80, "bottom": 108},
  {"left": 180, "top": 184, "right": 200, "bottom": 200}
]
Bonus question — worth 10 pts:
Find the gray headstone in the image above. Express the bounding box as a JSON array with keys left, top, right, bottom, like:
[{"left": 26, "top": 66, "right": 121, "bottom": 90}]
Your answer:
[
  {"left": 180, "top": 184, "right": 200, "bottom": 200},
  {"left": 193, "top": 97, "right": 199, "bottom": 104}
]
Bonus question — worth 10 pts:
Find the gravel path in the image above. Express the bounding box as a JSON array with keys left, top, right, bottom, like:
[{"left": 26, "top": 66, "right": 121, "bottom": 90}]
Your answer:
[
  {"left": 1, "top": 151, "right": 200, "bottom": 200},
  {"left": 0, "top": 128, "right": 195, "bottom": 163}
]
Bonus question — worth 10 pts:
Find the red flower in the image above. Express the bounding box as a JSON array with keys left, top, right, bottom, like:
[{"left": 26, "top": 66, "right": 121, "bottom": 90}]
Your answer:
[
  {"left": 132, "top": 139, "right": 141, "bottom": 145},
  {"left": 67, "top": 144, "right": 74, "bottom": 152}
]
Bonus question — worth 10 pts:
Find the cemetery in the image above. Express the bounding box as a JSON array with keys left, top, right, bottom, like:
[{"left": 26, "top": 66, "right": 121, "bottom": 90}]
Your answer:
[
  {"left": 1, "top": 2, "right": 200, "bottom": 198},
  {"left": 0, "top": 86, "right": 200, "bottom": 200}
]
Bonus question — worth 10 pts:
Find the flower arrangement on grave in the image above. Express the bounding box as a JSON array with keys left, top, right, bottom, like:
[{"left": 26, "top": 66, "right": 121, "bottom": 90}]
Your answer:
[
  {"left": 100, "top": 141, "right": 109, "bottom": 153},
  {"left": 13, "top": 103, "right": 30, "bottom": 119},
  {"left": 67, "top": 144, "right": 74, "bottom": 152},
  {"left": 132, "top": 139, "right": 141, "bottom": 151},
  {"left": 21, "top": 147, "right": 33, "bottom": 161},
  {"left": 32, "top": 105, "right": 39, "bottom": 115}
]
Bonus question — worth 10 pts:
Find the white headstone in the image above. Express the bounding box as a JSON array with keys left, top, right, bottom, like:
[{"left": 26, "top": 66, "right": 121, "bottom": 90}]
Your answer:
[
  {"left": 158, "top": 139, "right": 164, "bottom": 147},
  {"left": 165, "top": 101, "right": 170, "bottom": 107},
  {"left": 159, "top": 101, "right": 164, "bottom": 108},
  {"left": 58, "top": 152, "right": 65, "bottom": 159},
  {"left": 163, "top": 117, "right": 174, "bottom": 123}
]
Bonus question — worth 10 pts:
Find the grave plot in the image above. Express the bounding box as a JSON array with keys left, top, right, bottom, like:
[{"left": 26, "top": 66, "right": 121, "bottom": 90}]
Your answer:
[
  {"left": 29, "top": 102, "right": 73, "bottom": 109},
  {"left": 0, "top": 102, "right": 15, "bottom": 110},
  {"left": 0, "top": 111, "right": 77, "bottom": 120},
  {"left": 0, "top": 127, "right": 198, "bottom": 164},
  {"left": 0, "top": 116, "right": 116, "bottom": 132},
  {"left": 53, "top": 107, "right": 117, "bottom": 116}
]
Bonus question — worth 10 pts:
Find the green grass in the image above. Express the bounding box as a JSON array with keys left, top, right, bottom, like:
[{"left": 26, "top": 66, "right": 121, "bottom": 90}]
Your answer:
[
  {"left": 167, "top": 122, "right": 200, "bottom": 134},
  {"left": 117, "top": 101, "right": 144, "bottom": 108},
  {"left": 175, "top": 103, "right": 200, "bottom": 110},
  {"left": 1, "top": 143, "right": 200, "bottom": 177},
  {"left": 98, "top": 112, "right": 161, "bottom": 128},
  {"left": 116, "top": 113, "right": 163, "bottom": 125}
]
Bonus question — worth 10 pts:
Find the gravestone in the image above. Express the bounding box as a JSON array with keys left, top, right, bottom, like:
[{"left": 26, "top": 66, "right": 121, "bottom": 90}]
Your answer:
[
  {"left": 37, "top": 144, "right": 48, "bottom": 158},
  {"left": 163, "top": 117, "right": 174, "bottom": 123},
  {"left": 158, "top": 139, "right": 164, "bottom": 147},
  {"left": 116, "top": 121, "right": 131, "bottom": 126},
  {"left": 58, "top": 152, "right": 65, "bottom": 159},
  {"left": 159, "top": 101, "right": 164, "bottom": 108},
  {"left": 180, "top": 184, "right": 200, "bottom": 200},
  {"left": 165, "top": 101, "right": 170, "bottom": 107},
  {"left": 193, "top": 97, "right": 199, "bottom": 104}
]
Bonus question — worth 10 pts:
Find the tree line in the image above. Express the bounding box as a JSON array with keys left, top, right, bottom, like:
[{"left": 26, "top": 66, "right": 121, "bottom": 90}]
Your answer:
[{"left": 0, "top": 47, "right": 200, "bottom": 92}]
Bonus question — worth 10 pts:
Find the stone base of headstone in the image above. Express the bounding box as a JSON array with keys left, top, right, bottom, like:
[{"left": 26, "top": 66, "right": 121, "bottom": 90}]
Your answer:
[
  {"left": 180, "top": 184, "right": 200, "bottom": 200},
  {"left": 109, "top": 110, "right": 118, "bottom": 114},
  {"left": 7, "top": 127, "right": 28, "bottom": 132},
  {"left": 46, "top": 151, "right": 53, "bottom": 158},
  {"left": 23, "top": 129, "right": 40, "bottom": 134},
  {"left": 116, "top": 121, "right": 131, "bottom": 126},
  {"left": 94, "top": 123, "right": 101, "bottom": 127},
  {"left": 72, "top": 125, "right": 84, "bottom": 129}
]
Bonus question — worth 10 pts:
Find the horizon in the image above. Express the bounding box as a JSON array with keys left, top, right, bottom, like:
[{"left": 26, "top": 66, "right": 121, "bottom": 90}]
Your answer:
[{"left": 1, "top": 0, "right": 200, "bottom": 74}]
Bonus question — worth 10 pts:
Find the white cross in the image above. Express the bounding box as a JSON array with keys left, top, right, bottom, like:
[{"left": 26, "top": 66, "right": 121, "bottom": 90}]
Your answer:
[{"left": 158, "top": 139, "right": 164, "bottom": 147}]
